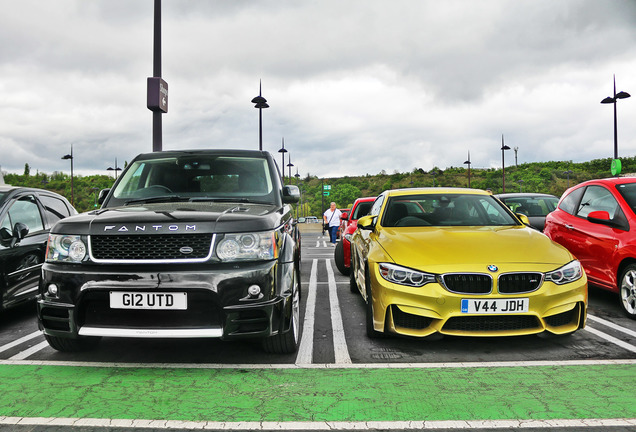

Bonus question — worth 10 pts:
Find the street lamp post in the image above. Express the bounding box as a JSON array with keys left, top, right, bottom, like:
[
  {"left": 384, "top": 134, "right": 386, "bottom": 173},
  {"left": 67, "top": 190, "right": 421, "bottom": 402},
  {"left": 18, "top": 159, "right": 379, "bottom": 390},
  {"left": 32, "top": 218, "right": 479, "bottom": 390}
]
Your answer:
[
  {"left": 61, "top": 145, "right": 74, "bottom": 206},
  {"left": 107, "top": 158, "right": 121, "bottom": 179},
  {"left": 601, "top": 74, "right": 631, "bottom": 161},
  {"left": 287, "top": 156, "right": 294, "bottom": 185},
  {"left": 463, "top": 151, "right": 472, "bottom": 188},
  {"left": 278, "top": 138, "right": 287, "bottom": 185},
  {"left": 251, "top": 81, "right": 269, "bottom": 151},
  {"left": 501, "top": 135, "right": 510, "bottom": 193},
  {"left": 564, "top": 170, "right": 573, "bottom": 188}
]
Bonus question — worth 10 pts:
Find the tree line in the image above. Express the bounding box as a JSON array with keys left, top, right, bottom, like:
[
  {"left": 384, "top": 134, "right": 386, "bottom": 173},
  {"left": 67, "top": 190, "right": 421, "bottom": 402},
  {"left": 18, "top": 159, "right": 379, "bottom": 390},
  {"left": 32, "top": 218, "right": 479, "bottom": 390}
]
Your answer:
[{"left": 3, "top": 156, "right": 635, "bottom": 215}]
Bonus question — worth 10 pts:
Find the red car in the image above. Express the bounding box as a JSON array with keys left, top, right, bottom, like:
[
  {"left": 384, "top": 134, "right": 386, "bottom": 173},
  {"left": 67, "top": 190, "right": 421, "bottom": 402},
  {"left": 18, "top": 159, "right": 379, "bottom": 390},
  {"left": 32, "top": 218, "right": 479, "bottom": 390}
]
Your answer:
[
  {"left": 544, "top": 177, "right": 636, "bottom": 319},
  {"left": 334, "top": 197, "right": 375, "bottom": 275}
]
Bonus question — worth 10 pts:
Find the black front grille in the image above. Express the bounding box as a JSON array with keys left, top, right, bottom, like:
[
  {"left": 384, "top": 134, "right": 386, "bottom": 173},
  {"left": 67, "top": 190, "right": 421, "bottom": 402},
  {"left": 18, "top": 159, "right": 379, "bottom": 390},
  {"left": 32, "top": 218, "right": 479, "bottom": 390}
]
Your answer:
[
  {"left": 441, "top": 274, "right": 492, "bottom": 294},
  {"left": 78, "top": 290, "right": 221, "bottom": 329},
  {"left": 498, "top": 273, "right": 543, "bottom": 294},
  {"left": 391, "top": 305, "right": 433, "bottom": 330},
  {"left": 90, "top": 234, "right": 214, "bottom": 261},
  {"left": 443, "top": 315, "right": 540, "bottom": 332}
]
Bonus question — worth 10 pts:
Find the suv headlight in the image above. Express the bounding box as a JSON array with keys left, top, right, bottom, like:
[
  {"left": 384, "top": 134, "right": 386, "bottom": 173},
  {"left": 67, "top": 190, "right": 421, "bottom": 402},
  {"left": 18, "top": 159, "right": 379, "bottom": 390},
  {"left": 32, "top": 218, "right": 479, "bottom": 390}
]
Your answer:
[
  {"left": 379, "top": 263, "right": 436, "bottom": 287},
  {"left": 216, "top": 231, "right": 277, "bottom": 262},
  {"left": 545, "top": 260, "right": 583, "bottom": 285},
  {"left": 46, "top": 234, "right": 87, "bottom": 263}
]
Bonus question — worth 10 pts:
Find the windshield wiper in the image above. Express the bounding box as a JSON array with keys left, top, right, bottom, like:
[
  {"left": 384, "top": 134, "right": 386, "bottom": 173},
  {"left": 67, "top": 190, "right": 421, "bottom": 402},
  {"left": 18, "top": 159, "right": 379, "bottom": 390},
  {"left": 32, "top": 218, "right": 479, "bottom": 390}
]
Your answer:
[
  {"left": 123, "top": 196, "right": 191, "bottom": 206},
  {"left": 188, "top": 197, "right": 274, "bottom": 205}
]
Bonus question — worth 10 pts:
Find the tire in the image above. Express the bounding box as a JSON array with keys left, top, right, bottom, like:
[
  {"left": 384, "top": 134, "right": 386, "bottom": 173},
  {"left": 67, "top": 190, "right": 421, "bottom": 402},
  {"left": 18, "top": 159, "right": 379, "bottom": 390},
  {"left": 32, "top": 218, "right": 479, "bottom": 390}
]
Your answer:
[
  {"left": 619, "top": 264, "right": 636, "bottom": 319},
  {"left": 349, "top": 249, "right": 359, "bottom": 293},
  {"left": 334, "top": 240, "right": 349, "bottom": 276},
  {"left": 262, "top": 268, "right": 301, "bottom": 353},
  {"left": 44, "top": 334, "right": 101, "bottom": 352}
]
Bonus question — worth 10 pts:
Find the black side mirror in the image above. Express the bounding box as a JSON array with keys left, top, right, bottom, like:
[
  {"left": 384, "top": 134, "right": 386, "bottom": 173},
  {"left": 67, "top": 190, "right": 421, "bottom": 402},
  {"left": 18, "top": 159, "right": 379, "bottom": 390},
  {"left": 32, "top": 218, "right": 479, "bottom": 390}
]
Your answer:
[
  {"left": 98, "top": 189, "right": 111, "bottom": 205},
  {"left": 10, "top": 222, "right": 29, "bottom": 247},
  {"left": 282, "top": 185, "right": 300, "bottom": 204}
]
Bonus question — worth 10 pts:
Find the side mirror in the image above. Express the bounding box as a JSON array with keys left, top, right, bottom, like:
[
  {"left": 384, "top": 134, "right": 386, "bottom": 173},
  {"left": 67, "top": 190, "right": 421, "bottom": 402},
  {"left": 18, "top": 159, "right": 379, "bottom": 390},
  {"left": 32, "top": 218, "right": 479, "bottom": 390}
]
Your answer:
[
  {"left": 282, "top": 185, "right": 300, "bottom": 203},
  {"left": 357, "top": 215, "right": 376, "bottom": 231},
  {"left": 98, "top": 189, "right": 111, "bottom": 205},
  {"left": 10, "top": 222, "right": 29, "bottom": 247},
  {"left": 515, "top": 213, "right": 531, "bottom": 226},
  {"left": 341, "top": 212, "right": 349, "bottom": 220}
]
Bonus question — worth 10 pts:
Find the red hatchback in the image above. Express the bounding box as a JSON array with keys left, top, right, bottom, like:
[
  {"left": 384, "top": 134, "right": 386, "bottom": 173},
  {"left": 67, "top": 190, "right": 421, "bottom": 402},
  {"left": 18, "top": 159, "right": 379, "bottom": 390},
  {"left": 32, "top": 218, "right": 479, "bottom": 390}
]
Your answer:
[
  {"left": 334, "top": 197, "right": 375, "bottom": 275},
  {"left": 544, "top": 177, "right": 636, "bottom": 318}
]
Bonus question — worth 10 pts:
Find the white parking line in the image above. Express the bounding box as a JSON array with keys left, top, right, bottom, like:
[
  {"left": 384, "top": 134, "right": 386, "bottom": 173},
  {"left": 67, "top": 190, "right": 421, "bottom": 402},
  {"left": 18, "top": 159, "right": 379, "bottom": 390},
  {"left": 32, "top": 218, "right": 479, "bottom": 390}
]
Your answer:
[
  {"left": 9, "top": 341, "right": 50, "bottom": 360},
  {"left": 1, "top": 416, "right": 634, "bottom": 430},
  {"left": 584, "top": 326, "right": 636, "bottom": 354},
  {"left": 0, "top": 331, "right": 41, "bottom": 354},
  {"left": 588, "top": 313, "right": 636, "bottom": 338},
  {"left": 296, "top": 259, "right": 318, "bottom": 365},
  {"left": 325, "top": 259, "right": 352, "bottom": 364}
]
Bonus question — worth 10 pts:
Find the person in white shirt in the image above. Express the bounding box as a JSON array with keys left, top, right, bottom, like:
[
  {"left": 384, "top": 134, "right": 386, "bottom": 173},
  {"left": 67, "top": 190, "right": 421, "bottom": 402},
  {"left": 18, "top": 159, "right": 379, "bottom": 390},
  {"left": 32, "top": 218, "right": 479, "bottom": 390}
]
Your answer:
[{"left": 323, "top": 202, "right": 342, "bottom": 246}]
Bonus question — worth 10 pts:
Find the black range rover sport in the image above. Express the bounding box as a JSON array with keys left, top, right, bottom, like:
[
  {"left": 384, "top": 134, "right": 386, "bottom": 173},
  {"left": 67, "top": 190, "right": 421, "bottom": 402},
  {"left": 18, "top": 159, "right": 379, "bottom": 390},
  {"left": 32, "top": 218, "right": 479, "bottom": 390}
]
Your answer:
[{"left": 37, "top": 149, "right": 301, "bottom": 354}]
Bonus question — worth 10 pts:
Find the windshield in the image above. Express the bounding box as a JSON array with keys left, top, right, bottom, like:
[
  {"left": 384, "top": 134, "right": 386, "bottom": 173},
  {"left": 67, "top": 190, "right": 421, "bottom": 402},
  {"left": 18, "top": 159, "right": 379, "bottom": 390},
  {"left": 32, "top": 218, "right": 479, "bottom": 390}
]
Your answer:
[
  {"left": 109, "top": 155, "right": 277, "bottom": 206},
  {"left": 381, "top": 193, "right": 520, "bottom": 227},
  {"left": 499, "top": 195, "right": 558, "bottom": 217}
]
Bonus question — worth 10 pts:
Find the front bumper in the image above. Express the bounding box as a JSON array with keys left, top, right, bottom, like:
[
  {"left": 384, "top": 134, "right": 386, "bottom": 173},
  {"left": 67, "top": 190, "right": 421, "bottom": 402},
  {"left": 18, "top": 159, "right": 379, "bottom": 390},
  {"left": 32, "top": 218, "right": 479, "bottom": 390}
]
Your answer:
[
  {"left": 37, "top": 260, "right": 293, "bottom": 341},
  {"left": 368, "top": 262, "right": 588, "bottom": 337}
]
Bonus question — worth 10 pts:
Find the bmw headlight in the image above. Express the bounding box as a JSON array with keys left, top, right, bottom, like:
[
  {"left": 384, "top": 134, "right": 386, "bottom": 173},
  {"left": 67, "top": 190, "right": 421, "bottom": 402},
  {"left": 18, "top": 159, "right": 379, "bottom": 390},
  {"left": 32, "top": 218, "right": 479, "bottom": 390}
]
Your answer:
[
  {"left": 46, "top": 234, "right": 87, "bottom": 263},
  {"left": 216, "top": 231, "right": 277, "bottom": 261},
  {"left": 545, "top": 260, "right": 583, "bottom": 285},
  {"left": 379, "top": 263, "right": 436, "bottom": 287}
]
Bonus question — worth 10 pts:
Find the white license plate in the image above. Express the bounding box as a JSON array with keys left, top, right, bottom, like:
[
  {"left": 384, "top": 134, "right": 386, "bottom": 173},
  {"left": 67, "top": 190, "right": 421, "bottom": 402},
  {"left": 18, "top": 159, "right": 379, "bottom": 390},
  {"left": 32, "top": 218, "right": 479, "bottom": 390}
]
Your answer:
[
  {"left": 109, "top": 292, "right": 187, "bottom": 310},
  {"left": 461, "top": 298, "right": 529, "bottom": 314}
]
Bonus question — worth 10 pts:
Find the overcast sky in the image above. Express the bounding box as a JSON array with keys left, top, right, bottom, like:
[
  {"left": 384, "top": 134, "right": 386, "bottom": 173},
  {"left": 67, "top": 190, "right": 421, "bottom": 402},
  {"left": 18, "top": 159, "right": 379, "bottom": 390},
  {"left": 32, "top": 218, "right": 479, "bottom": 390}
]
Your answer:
[{"left": 1, "top": 0, "right": 636, "bottom": 180}]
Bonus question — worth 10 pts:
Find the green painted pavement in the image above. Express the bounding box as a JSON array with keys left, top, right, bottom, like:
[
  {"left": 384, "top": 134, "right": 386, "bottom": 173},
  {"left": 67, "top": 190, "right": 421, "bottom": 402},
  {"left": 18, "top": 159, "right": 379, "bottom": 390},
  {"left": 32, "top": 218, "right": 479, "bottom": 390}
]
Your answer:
[{"left": 0, "top": 364, "right": 634, "bottom": 423}]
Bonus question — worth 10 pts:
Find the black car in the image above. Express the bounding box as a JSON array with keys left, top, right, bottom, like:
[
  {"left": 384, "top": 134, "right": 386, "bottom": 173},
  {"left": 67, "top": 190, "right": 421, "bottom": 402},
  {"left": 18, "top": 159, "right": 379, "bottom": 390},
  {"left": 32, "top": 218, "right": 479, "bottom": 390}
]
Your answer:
[
  {"left": 0, "top": 186, "right": 76, "bottom": 311},
  {"left": 495, "top": 192, "right": 559, "bottom": 231},
  {"left": 37, "top": 150, "right": 302, "bottom": 354}
]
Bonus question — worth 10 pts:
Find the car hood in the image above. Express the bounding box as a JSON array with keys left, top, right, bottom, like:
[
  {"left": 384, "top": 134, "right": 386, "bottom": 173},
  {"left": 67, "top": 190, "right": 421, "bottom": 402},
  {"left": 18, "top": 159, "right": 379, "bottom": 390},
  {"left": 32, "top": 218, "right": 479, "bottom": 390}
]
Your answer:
[
  {"left": 52, "top": 202, "right": 283, "bottom": 235},
  {"left": 376, "top": 225, "right": 574, "bottom": 273}
]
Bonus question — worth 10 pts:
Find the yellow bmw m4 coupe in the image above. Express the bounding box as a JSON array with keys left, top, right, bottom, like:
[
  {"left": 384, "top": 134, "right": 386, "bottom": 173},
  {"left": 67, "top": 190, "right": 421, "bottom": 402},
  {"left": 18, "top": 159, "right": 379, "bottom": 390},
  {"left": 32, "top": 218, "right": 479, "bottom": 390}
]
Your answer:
[{"left": 349, "top": 188, "right": 587, "bottom": 339}]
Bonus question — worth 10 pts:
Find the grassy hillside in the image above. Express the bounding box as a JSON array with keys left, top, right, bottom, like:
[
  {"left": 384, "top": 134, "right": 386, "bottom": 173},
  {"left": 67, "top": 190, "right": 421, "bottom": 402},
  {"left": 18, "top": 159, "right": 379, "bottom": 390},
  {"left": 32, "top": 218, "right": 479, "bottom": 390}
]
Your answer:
[{"left": 3, "top": 156, "right": 634, "bottom": 215}]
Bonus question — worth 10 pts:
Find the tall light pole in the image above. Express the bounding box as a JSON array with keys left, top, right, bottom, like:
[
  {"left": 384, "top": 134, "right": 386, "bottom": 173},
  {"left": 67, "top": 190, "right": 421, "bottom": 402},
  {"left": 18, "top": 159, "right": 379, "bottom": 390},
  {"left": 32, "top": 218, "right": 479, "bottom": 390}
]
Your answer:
[
  {"left": 501, "top": 135, "right": 510, "bottom": 193},
  {"left": 252, "top": 81, "right": 269, "bottom": 151},
  {"left": 463, "top": 151, "right": 472, "bottom": 188},
  {"left": 564, "top": 170, "right": 573, "bottom": 188},
  {"left": 601, "top": 75, "right": 630, "bottom": 164},
  {"left": 278, "top": 138, "right": 287, "bottom": 185},
  {"left": 287, "top": 155, "right": 294, "bottom": 185},
  {"left": 107, "top": 158, "right": 122, "bottom": 179},
  {"left": 61, "top": 145, "right": 74, "bottom": 206}
]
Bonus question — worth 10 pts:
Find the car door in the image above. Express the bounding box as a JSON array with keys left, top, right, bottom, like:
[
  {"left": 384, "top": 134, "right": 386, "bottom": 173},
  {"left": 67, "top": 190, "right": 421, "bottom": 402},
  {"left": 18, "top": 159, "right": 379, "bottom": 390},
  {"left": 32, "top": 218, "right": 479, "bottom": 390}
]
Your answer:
[
  {"left": 560, "top": 185, "right": 624, "bottom": 288},
  {"left": 0, "top": 194, "right": 48, "bottom": 308}
]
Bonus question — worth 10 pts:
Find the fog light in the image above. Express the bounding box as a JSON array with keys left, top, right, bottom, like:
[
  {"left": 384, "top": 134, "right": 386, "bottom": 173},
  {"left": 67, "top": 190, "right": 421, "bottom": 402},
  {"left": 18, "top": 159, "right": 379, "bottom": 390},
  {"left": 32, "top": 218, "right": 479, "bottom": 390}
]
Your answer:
[
  {"left": 247, "top": 285, "right": 261, "bottom": 297},
  {"left": 47, "top": 284, "right": 59, "bottom": 297}
]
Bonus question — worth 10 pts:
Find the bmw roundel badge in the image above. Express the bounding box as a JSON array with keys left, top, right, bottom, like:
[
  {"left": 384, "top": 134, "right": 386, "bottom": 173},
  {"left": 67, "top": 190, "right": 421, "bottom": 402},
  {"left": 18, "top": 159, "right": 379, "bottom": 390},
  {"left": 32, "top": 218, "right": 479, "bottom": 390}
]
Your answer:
[{"left": 487, "top": 265, "right": 498, "bottom": 272}]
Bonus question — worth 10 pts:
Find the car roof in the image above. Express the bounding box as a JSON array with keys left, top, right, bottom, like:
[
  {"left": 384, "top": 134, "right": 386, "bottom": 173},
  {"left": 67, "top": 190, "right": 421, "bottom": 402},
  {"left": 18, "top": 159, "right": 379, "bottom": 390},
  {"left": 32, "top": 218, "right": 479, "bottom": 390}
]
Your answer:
[
  {"left": 575, "top": 177, "right": 636, "bottom": 187},
  {"left": 0, "top": 185, "right": 63, "bottom": 196},
  {"left": 495, "top": 193, "right": 558, "bottom": 199},
  {"left": 384, "top": 187, "right": 489, "bottom": 197},
  {"left": 131, "top": 149, "right": 271, "bottom": 162},
  {"left": 353, "top": 196, "right": 376, "bottom": 203}
]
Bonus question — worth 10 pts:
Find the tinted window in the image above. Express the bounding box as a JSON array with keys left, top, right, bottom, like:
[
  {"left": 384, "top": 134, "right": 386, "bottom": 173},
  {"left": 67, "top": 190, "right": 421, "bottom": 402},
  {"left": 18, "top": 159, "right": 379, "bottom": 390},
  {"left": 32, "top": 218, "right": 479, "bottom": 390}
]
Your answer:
[
  {"left": 616, "top": 183, "right": 636, "bottom": 217},
  {"left": 559, "top": 187, "right": 585, "bottom": 215},
  {"left": 1, "top": 196, "right": 44, "bottom": 234},
  {"left": 500, "top": 196, "right": 558, "bottom": 217},
  {"left": 39, "top": 195, "right": 72, "bottom": 224},
  {"left": 352, "top": 202, "right": 373, "bottom": 220},
  {"left": 576, "top": 186, "right": 619, "bottom": 218}
]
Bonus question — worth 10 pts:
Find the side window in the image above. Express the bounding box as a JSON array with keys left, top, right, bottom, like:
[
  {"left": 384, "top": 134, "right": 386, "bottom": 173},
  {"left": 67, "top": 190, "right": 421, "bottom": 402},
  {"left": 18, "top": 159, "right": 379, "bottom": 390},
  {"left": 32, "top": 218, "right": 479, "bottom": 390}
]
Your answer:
[
  {"left": 576, "top": 186, "right": 619, "bottom": 218},
  {"left": 5, "top": 196, "right": 45, "bottom": 234},
  {"left": 369, "top": 195, "right": 385, "bottom": 216},
  {"left": 39, "top": 195, "right": 72, "bottom": 225},
  {"left": 559, "top": 187, "right": 585, "bottom": 215}
]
